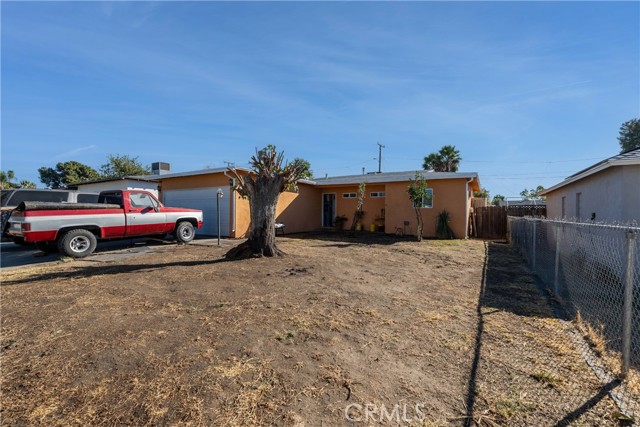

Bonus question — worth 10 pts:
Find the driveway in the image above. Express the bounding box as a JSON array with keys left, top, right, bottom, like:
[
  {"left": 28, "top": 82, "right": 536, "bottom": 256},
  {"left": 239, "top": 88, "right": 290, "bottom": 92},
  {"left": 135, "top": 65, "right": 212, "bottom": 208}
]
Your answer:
[{"left": 0, "top": 236, "right": 230, "bottom": 269}]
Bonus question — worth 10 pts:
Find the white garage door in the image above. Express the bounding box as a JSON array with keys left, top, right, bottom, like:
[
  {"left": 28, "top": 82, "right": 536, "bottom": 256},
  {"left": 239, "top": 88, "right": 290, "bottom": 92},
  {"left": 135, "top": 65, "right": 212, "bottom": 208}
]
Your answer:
[{"left": 162, "top": 187, "right": 230, "bottom": 236}]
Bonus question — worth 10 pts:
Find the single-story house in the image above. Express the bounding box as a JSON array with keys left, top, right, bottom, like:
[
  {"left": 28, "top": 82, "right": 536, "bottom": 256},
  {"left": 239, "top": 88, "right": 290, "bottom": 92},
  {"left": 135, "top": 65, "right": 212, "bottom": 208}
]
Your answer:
[
  {"left": 154, "top": 167, "right": 481, "bottom": 238},
  {"left": 540, "top": 148, "right": 640, "bottom": 223},
  {"left": 68, "top": 176, "right": 160, "bottom": 199}
]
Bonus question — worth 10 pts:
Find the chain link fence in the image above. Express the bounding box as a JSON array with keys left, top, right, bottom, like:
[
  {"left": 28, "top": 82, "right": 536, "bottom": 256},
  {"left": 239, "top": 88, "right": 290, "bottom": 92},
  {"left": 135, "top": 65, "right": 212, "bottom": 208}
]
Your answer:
[{"left": 509, "top": 217, "right": 640, "bottom": 420}]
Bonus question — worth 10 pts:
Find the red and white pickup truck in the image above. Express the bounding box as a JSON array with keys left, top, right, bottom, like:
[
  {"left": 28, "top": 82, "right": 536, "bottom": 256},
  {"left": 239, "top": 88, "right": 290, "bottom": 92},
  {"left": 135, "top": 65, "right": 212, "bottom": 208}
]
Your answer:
[{"left": 7, "top": 190, "right": 203, "bottom": 258}]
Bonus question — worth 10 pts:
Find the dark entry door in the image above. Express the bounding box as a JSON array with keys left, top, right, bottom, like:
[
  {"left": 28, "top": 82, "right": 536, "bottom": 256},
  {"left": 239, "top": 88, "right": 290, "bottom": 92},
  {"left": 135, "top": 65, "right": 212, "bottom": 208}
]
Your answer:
[{"left": 322, "top": 194, "right": 336, "bottom": 227}]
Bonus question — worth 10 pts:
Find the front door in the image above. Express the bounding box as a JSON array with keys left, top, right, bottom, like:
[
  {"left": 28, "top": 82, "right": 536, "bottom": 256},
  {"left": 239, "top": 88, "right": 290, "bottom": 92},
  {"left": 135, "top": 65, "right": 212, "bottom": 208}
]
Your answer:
[{"left": 322, "top": 194, "right": 336, "bottom": 227}]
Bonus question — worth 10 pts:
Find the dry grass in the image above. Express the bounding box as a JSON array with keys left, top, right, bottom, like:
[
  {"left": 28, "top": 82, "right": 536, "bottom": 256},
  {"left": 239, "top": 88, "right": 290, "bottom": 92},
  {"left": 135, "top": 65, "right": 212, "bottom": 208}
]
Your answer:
[{"left": 0, "top": 236, "right": 629, "bottom": 426}]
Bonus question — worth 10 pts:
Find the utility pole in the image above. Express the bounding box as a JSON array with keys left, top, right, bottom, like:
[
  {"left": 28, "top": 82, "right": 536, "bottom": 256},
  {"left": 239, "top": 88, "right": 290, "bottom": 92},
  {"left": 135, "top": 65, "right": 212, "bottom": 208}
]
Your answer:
[{"left": 377, "top": 142, "right": 385, "bottom": 173}]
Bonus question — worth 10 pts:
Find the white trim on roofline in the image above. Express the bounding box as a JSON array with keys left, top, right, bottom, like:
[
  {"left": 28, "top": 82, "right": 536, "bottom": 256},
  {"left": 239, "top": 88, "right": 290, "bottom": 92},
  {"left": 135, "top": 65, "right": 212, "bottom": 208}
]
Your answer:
[
  {"left": 311, "top": 171, "right": 479, "bottom": 186},
  {"left": 540, "top": 151, "right": 640, "bottom": 195},
  {"left": 153, "top": 167, "right": 480, "bottom": 188}
]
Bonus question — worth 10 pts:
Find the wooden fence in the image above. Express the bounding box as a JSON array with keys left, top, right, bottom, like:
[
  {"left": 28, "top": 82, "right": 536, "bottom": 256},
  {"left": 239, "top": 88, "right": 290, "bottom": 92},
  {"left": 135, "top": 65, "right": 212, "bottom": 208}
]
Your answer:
[
  {"left": 472, "top": 206, "right": 508, "bottom": 240},
  {"left": 471, "top": 204, "right": 547, "bottom": 240}
]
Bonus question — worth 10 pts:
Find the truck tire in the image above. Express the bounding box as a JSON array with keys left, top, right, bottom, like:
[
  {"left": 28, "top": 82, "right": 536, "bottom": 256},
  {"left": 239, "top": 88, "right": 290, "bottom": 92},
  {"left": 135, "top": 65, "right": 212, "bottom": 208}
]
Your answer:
[
  {"left": 35, "top": 241, "right": 58, "bottom": 254},
  {"left": 57, "top": 229, "right": 97, "bottom": 258},
  {"left": 174, "top": 222, "right": 195, "bottom": 244}
]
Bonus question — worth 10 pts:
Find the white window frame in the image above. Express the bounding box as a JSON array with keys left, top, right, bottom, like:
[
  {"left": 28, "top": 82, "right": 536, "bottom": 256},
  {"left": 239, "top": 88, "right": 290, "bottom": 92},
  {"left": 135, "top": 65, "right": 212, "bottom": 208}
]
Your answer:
[
  {"left": 342, "top": 193, "right": 357, "bottom": 198},
  {"left": 370, "top": 192, "right": 385, "bottom": 198},
  {"left": 421, "top": 189, "right": 433, "bottom": 208}
]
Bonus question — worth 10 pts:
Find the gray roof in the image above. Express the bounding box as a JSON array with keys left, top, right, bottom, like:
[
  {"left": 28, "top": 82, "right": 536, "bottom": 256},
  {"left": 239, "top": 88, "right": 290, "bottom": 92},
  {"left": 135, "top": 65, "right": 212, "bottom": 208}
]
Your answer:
[
  {"left": 311, "top": 170, "right": 479, "bottom": 186},
  {"left": 151, "top": 166, "right": 479, "bottom": 187},
  {"left": 541, "top": 148, "right": 640, "bottom": 195},
  {"left": 151, "top": 167, "right": 252, "bottom": 180}
]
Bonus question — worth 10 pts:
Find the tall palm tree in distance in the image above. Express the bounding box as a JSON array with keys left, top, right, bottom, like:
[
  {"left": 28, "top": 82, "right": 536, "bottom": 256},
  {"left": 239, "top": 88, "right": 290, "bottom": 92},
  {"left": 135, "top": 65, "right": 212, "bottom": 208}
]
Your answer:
[{"left": 423, "top": 145, "right": 462, "bottom": 172}]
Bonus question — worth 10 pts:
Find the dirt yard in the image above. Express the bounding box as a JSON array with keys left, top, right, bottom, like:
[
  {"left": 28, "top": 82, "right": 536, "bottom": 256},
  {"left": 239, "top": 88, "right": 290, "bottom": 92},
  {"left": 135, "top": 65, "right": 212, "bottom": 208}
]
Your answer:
[{"left": 0, "top": 235, "right": 625, "bottom": 426}]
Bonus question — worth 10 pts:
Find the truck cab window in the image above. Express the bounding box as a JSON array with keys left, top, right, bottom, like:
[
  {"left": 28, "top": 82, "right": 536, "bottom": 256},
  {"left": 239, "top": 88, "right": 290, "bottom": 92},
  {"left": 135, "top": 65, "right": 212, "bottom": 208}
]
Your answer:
[
  {"left": 99, "top": 193, "right": 123, "bottom": 207},
  {"left": 129, "top": 193, "right": 155, "bottom": 209}
]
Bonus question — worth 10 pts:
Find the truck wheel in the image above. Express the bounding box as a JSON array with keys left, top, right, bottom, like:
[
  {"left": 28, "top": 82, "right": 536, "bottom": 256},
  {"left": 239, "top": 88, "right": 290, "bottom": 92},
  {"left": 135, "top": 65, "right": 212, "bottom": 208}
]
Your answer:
[
  {"left": 35, "top": 241, "right": 58, "bottom": 254},
  {"left": 174, "top": 222, "right": 195, "bottom": 244},
  {"left": 57, "top": 229, "right": 97, "bottom": 258}
]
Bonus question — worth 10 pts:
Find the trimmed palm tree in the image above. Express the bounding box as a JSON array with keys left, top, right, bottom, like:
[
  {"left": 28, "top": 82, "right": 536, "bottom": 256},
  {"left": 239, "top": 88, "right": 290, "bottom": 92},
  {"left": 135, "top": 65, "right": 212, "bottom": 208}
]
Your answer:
[{"left": 422, "top": 145, "right": 462, "bottom": 172}]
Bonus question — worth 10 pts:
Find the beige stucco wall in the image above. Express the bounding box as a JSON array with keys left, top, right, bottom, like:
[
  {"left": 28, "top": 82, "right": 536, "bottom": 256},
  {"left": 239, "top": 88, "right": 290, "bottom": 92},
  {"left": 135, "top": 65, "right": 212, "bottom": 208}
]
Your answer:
[{"left": 545, "top": 165, "right": 640, "bottom": 223}]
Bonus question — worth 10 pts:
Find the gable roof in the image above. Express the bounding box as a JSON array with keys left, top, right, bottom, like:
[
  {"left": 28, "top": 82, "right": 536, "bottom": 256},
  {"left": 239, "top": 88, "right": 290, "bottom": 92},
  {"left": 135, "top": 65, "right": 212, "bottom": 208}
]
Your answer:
[{"left": 540, "top": 148, "right": 640, "bottom": 195}]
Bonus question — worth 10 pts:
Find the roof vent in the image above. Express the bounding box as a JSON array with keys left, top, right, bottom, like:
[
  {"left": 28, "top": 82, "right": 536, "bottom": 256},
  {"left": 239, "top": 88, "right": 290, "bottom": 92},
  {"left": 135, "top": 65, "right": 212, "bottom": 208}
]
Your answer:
[{"left": 152, "top": 162, "right": 170, "bottom": 175}]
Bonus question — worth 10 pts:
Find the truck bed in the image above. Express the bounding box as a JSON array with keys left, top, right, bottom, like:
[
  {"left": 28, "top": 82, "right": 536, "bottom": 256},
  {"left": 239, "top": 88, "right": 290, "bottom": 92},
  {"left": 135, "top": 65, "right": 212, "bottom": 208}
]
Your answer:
[{"left": 16, "top": 201, "right": 122, "bottom": 211}]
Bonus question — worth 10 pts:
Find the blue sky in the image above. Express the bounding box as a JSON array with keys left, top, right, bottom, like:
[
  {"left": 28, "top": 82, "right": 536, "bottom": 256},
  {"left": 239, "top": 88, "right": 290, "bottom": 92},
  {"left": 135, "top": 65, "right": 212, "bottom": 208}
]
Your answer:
[{"left": 2, "top": 1, "right": 638, "bottom": 198}]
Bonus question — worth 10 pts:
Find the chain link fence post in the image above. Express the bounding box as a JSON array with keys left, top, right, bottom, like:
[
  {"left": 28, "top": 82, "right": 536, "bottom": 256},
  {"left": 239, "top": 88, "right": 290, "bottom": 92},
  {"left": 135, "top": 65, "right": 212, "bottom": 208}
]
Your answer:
[
  {"left": 553, "top": 222, "right": 562, "bottom": 297},
  {"left": 532, "top": 220, "right": 537, "bottom": 272},
  {"left": 622, "top": 230, "right": 637, "bottom": 378}
]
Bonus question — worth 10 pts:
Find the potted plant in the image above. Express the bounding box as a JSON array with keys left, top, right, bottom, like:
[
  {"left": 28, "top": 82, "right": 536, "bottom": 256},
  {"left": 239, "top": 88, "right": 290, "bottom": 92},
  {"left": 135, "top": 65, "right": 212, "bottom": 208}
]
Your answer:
[{"left": 334, "top": 215, "right": 348, "bottom": 231}]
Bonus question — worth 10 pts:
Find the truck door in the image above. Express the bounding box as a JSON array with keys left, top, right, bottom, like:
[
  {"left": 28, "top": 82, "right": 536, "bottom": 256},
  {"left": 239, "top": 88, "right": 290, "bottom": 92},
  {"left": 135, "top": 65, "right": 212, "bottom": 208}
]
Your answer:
[{"left": 125, "top": 192, "right": 168, "bottom": 236}]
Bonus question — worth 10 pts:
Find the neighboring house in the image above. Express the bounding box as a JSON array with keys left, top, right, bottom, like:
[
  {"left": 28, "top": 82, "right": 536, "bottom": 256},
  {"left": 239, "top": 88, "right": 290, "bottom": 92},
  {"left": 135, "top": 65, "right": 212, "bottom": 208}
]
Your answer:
[
  {"left": 540, "top": 148, "right": 640, "bottom": 223},
  {"left": 68, "top": 176, "right": 160, "bottom": 199},
  {"left": 155, "top": 168, "right": 481, "bottom": 238}
]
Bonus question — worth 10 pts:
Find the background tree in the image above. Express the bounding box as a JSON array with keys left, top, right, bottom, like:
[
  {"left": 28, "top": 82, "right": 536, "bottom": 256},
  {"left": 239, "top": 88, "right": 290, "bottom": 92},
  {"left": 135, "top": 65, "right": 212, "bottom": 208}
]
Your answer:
[
  {"left": 38, "top": 161, "right": 100, "bottom": 188},
  {"left": 19, "top": 180, "right": 36, "bottom": 189},
  {"left": 225, "top": 146, "right": 308, "bottom": 259},
  {"left": 100, "top": 154, "right": 150, "bottom": 178},
  {"left": 349, "top": 181, "right": 366, "bottom": 232},
  {"left": 618, "top": 118, "right": 640, "bottom": 153},
  {"left": 491, "top": 194, "right": 505, "bottom": 206},
  {"left": 474, "top": 187, "right": 490, "bottom": 199},
  {"left": 520, "top": 185, "right": 546, "bottom": 201},
  {"left": 0, "top": 170, "right": 17, "bottom": 189},
  {"left": 407, "top": 172, "right": 429, "bottom": 242},
  {"left": 292, "top": 158, "right": 313, "bottom": 180},
  {"left": 422, "top": 145, "right": 462, "bottom": 172}
]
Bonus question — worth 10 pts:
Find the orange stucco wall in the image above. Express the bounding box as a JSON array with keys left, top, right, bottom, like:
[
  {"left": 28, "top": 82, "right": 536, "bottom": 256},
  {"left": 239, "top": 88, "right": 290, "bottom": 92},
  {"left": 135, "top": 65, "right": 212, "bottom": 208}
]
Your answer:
[
  {"left": 158, "top": 171, "right": 478, "bottom": 239},
  {"left": 318, "top": 184, "right": 387, "bottom": 230},
  {"left": 385, "top": 179, "right": 471, "bottom": 238},
  {"left": 228, "top": 182, "right": 322, "bottom": 238},
  {"left": 275, "top": 184, "right": 322, "bottom": 234}
]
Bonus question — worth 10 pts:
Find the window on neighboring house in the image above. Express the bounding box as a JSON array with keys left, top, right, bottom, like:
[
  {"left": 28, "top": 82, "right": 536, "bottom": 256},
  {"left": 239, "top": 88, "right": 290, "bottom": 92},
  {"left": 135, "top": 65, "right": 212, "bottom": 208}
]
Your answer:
[
  {"left": 561, "top": 196, "right": 566, "bottom": 219},
  {"left": 414, "top": 188, "right": 433, "bottom": 208},
  {"left": 370, "top": 192, "right": 385, "bottom": 198},
  {"left": 342, "top": 193, "right": 357, "bottom": 198},
  {"left": 575, "top": 192, "right": 581, "bottom": 220}
]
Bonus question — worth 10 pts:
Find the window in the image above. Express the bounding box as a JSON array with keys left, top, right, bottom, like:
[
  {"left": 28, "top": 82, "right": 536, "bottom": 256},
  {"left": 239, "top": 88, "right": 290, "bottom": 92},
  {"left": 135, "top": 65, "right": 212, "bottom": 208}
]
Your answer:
[
  {"left": 6, "top": 190, "right": 70, "bottom": 206},
  {"left": 576, "top": 192, "right": 581, "bottom": 220},
  {"left": 414, "top": 189, "right": 433, "bottom": 208},
  {"left": 129, "top": 192, "right": 156, "bottom": 209},
  {"left": 370, "top": 192, "right": 385, "bottom": 198},
  {"left": 99, "top": 192, "right": 123, "bottom": 207},
  {"left": 77, "top": 193, "right": 99, "bottom": 204},
  {"left": 561, "top": 196, "right": 566, "bottom": 219},
  {"left": 342, "top": 193, "right": 357, "bottom": 198}
]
